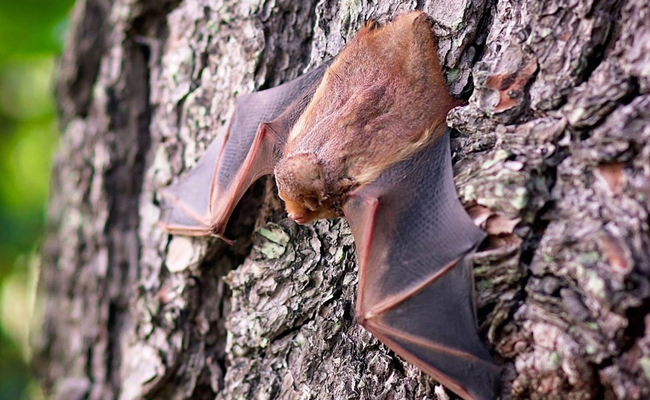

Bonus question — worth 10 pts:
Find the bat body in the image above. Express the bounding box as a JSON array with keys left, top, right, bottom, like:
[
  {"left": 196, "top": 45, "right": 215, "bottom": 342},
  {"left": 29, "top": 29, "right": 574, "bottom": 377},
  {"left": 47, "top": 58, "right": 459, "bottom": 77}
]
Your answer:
[{"left": 160, "top": 11, "right": 500, "bottom": 400}]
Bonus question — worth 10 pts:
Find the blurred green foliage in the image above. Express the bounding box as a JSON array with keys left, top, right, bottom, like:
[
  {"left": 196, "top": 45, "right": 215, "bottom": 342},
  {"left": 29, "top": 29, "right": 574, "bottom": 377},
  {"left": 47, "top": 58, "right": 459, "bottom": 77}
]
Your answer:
[{"left": 0, "top": 1, "right": 76, "bottom": 399}]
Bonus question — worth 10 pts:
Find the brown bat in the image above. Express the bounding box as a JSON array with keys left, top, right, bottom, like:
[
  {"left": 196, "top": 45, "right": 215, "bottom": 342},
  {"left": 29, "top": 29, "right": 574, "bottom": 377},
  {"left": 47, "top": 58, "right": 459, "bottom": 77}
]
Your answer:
[{"left": 159, "top": 11, "right": 500, "bottom": 400}]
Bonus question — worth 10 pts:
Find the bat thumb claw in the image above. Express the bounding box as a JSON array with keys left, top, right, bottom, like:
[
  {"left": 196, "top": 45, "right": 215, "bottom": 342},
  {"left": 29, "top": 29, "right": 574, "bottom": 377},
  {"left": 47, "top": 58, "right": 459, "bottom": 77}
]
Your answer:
[{"left": 217, "top": 234, "right": 235, "bottom": 246}]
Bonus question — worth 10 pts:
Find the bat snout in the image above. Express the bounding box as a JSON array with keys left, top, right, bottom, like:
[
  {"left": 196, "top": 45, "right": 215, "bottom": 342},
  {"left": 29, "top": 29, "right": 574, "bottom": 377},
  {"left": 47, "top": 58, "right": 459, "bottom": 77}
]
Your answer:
[
  {"left": 281, "top": 196, "right": 314, "bottom": 224},
  {"left": 282, "top": 195, "right": 340, "bottom": 225}
]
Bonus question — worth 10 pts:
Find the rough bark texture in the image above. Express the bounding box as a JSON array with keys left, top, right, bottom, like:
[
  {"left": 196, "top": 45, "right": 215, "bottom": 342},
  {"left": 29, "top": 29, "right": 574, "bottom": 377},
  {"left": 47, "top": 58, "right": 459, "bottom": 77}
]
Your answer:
[{"left": 36, "top": 0, "right": 650, "bottom": 399}]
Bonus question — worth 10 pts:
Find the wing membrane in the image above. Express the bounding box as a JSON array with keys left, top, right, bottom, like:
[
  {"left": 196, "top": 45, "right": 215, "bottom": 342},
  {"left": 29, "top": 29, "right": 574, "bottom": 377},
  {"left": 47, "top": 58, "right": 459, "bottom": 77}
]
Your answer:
[{"left": 344, "top": 131, "right": 499, "bottom": 400}]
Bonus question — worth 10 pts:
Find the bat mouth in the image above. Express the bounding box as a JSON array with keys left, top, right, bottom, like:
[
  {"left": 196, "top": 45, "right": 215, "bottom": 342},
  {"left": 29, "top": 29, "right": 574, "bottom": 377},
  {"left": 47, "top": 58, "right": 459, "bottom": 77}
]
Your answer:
[{"left": 289, "top": 213, "right": 309, "bottom": 225}]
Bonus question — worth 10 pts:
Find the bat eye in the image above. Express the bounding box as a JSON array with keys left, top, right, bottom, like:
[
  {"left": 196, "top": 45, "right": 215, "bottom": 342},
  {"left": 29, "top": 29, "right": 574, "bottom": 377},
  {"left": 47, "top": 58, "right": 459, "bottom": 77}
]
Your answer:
[{"left": 303, "top": 195, "right": 320, "bottom": 211}]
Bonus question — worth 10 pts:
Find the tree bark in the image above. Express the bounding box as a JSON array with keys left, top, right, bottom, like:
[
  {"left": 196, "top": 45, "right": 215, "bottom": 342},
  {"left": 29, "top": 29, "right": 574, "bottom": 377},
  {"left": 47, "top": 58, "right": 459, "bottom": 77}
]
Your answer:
[{"left": 36, "top": 0, "right": 650, "bottom": 399}]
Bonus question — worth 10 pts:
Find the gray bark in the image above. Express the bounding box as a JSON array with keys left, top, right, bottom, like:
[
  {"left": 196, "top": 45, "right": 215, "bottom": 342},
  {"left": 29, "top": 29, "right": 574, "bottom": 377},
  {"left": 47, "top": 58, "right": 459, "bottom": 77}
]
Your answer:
[{"left": 36, "top": 0, "right": 650, "bottom": 399}]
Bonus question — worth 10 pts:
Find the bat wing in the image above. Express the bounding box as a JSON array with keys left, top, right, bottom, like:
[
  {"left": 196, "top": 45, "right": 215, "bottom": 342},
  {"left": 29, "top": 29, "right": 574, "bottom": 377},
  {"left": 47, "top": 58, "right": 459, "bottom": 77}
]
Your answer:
[
  {"left": 343, "top": 131, "right": 500, "bottom": 400},
  {"left": 159, "top": 62, "right": 331, "bottom": 238}
]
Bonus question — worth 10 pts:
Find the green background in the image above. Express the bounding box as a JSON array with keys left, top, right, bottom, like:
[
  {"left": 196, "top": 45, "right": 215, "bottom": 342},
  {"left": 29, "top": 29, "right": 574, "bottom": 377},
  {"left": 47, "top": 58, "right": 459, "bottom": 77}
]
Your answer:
[{"left": 0, "top": 0, "right": 76, "bottom": 399}]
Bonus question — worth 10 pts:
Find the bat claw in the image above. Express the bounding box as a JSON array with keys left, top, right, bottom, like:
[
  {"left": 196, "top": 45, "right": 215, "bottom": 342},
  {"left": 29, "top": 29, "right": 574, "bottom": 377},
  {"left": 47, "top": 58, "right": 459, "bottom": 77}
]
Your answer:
[{"left": 215, "top": 234, "right": 235, "bottom": 245}]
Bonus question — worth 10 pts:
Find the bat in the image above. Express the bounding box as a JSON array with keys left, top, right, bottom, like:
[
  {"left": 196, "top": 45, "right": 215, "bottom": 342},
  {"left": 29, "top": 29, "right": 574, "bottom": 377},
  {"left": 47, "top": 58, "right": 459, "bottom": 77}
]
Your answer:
[{"left": 159, "top": 11, "right": 501, "bottom": 400}]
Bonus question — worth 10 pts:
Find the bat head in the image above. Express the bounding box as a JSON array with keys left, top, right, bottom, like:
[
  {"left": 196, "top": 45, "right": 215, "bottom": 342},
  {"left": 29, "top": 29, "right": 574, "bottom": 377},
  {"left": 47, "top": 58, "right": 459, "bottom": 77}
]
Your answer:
[{"left": 274, "top": 153, "right": 340, "bottom": 224}]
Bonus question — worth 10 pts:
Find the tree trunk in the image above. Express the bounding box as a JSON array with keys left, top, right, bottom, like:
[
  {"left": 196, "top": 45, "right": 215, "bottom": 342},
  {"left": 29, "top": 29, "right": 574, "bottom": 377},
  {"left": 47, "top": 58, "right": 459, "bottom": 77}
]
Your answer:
[{"left": 36, "top": 0, "right": 650, "bottom": 399}]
